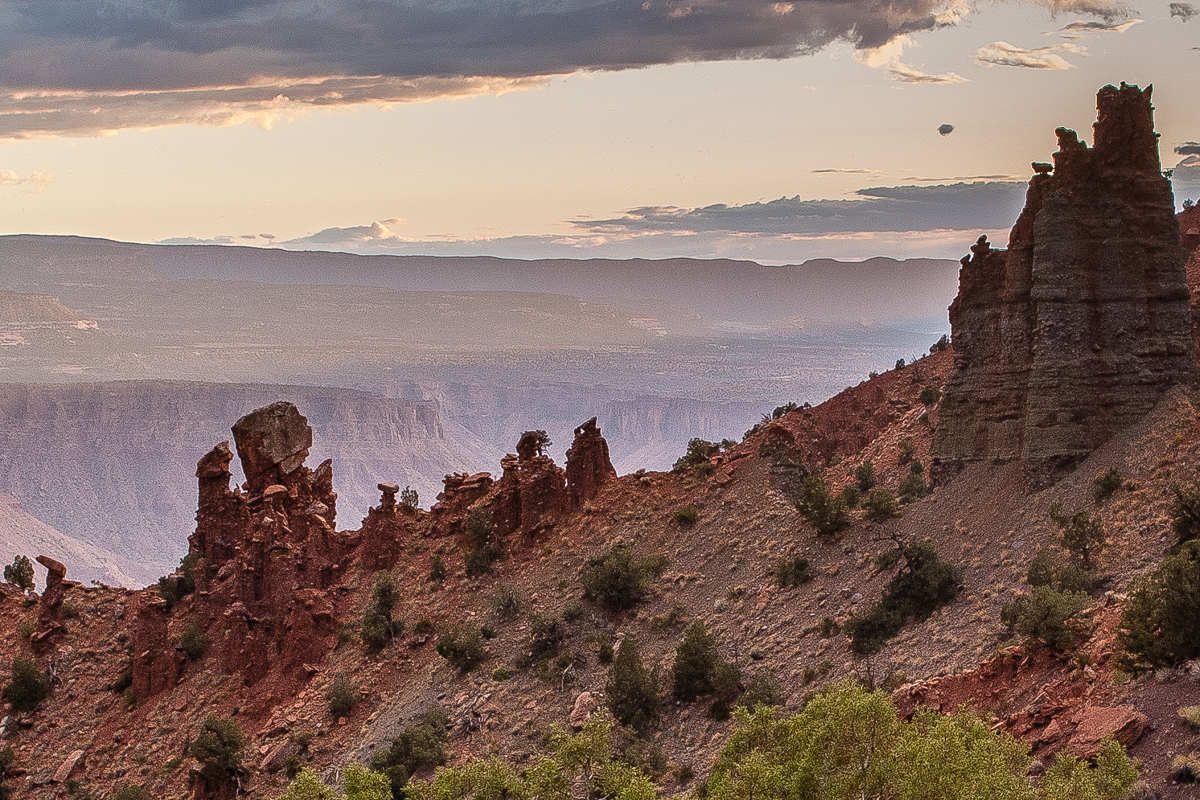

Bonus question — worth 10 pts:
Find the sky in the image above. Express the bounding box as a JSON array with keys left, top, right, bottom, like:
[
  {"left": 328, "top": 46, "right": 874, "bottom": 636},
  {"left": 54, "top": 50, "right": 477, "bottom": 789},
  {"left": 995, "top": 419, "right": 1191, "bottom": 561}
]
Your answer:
[{"left": 0, "top": 0, "right": 1198, "bottom": 264}]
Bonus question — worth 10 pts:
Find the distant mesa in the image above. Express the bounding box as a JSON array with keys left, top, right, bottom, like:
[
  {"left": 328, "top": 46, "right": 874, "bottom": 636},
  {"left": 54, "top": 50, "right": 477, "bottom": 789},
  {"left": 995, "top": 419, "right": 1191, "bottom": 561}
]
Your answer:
[{"left": 933, "top": 83, "right": 1196, "bottom": 482}]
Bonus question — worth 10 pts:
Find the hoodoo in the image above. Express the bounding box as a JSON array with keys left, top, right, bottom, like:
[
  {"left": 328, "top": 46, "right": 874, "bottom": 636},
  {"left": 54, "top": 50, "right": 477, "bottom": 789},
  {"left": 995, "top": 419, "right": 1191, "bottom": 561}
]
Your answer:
[{"left": 933, "top": 83, "right": 1195, "bottom": 480}]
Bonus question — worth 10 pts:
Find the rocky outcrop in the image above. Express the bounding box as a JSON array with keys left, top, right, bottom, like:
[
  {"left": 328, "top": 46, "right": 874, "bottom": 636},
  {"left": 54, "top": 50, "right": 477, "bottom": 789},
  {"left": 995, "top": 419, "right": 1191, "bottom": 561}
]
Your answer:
[
  {"left": 934, "top": 83, "right": 1195, "bottom": 479},
  {"left": 31, "top": 555, "right": 67, "bottom": 652},
  {"left": 564, "top": 418, "right": 616, "bottom": 508},
  {"left": 231, "top": 402, "right": 314, "bottom": 493},
  {"left": 359, "top": 482, "right": 419, "bottom": 572}
]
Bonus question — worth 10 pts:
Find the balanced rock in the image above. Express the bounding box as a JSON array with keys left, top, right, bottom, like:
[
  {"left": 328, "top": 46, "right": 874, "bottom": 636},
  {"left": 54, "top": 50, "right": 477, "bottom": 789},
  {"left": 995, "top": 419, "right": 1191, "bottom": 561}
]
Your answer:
[
  {"left": 231, "top": 401, "right": 313, "bottom": 492},
  {"left": 933, "top": 83, "right": 1195, "bottom": 480},
  {"left": 565, "top": 418, "right": 616, "bottom": 508}
]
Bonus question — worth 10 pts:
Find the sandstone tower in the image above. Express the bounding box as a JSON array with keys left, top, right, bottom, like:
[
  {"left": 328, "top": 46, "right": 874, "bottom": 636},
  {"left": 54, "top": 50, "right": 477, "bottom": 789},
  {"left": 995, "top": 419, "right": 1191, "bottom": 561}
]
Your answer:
[{"left": 932, "top": 83, "right": 1195, "bottom": 480}]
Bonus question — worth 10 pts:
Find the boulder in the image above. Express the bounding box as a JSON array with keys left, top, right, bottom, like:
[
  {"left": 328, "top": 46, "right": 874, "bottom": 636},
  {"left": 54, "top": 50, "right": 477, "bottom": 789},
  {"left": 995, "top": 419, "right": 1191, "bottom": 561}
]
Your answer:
[
  {"left": 1062, "top": 705, "right": 1146, "bottom": 760},
  {"left": 231, "top": 401, "right": 313, "bottom": 492}
]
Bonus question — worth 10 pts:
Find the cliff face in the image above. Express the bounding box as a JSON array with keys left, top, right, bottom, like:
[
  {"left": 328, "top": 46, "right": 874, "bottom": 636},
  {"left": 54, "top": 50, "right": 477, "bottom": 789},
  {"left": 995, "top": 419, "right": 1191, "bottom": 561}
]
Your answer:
[
  {"left": 933, "top": 83, "right": 1195, "bottom": 478},
  {"left": 0, "top": 381, "right": 476, "bottom": 577}
]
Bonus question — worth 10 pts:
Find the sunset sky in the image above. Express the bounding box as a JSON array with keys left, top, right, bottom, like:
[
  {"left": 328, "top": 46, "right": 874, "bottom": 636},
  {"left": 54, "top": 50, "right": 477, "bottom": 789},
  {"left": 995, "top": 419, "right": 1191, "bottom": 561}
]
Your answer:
[{"left": 1, "top": 0, "right": 1198, "bottom": 263}]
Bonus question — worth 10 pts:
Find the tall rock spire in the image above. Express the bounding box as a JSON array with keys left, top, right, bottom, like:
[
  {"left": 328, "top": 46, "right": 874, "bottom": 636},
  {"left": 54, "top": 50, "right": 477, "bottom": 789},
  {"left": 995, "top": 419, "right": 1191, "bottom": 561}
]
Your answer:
[{"left": 933, "top": 83, "right": 1195, "bottom": 482}]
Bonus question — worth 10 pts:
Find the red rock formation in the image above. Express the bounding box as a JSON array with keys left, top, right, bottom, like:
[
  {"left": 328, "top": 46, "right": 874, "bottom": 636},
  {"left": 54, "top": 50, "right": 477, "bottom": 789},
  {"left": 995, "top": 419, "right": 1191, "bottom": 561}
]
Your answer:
[
  {"left": 429, "top": 472, "right": 493, "bottom": 539},
  {"left": 359, "top": 482, "right": 419, "bottom": 572},
  {"left": 130, "top": 595, "right": 180, "bottom": 700},
  {"left": 30, "top": 555, "right": 67, "bottom": 652},
  {"left": 934, "top": 83, "right": 1195, "bottom": 481},
  {"left": 564, "top": 417, "right": 616, "bottom": 508}
]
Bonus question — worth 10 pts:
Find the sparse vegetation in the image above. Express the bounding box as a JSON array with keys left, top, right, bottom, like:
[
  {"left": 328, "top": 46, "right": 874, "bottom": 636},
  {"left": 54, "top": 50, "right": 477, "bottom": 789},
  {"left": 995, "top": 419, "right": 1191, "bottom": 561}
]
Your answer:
[
  {"left": 427, "top": 556, "right": 446, "bottom": 583},
  {"left": 672, "top": 622, "right": 719, "bottom": 702},
  {"left": 673, "top": 438, "right": 717, "bottom": 474},
  {"left": 3, "top": 556, "right": 33, "bottom": 591},
  {"left": 109, "top": 785, "right": 150, "bottom": 800},
  {"left": 846, "top": 542, "right": 961, "bottom": 654},
  {"left": 650, "top": 600, "right": 688, "bottom": 632},
  {"left": 1093, "top": 468, "right": 1121, "bottom": 504},
  {"left": 1172, "top": 754, "right": 1200, "bottom": 783},
  {"left": 606, "top": 633, "right": 659, "bottom": 732},
  {"left": 462, "top": 508, "right": 501, "bottom": 577},
  {"left": 1171, "top": 481, "right": 1200, "bottom": 547},
  {"left": 524, "top": 612, "right": 566, "bottom": 663},
  {"left": 854, "top": 460, "right": 876, "bottom": 492},
  {"left": 897, "top": 472, "right": 928, "bottom": 504},
  {"left": 399, "top": 486, "right": 419, "bottom": 509},
  {"left": 773, "top": 556, "right": 812, "bottom": 588},
  {"left": 191, "top": 715, "right": 245, "bottom": 787},
  {"left": 179, "top": 620, "right": 209, "bottom": 661},
  {"left": 326, "top": 672, "right": 359, "bottom": 716},
  {"left": 794, "top": 473, "right": 850, "bottom": 537},
  {"left": 673, "top": 506, "right": 699, "bottom": 527},
  {"left": 1178, "top": 705, "right": 1200, "bottom": 731},
  {"left": 919, "top": 385, "right": 941, "bottom": 405},
  {"left": 1050, "top": 503, "right": 1106, "bottom": 570},
  {"left": 1116, "top": 540, "right": 1200, "bottom": 673},
  {"left": 361, "top": 571, "right": 404, "bottom": 651},
  {"left": 156, "top": 552, "right": 199, "bottom": 610},
  {"left": 413, "top": 618, "right": 433, "bottom": 635},
  {"left": 861, "top": 488, "right": 899, "bottom": 521},
  {"left": 929, "top": 334, "right": 950, "bottom": 354},
  {"left": 738, "top": 672, "right": 784, "bottom": 710},
  {"left": 1001, "top": 586, "right": 1090, "bottom": 651},
  {"left": 898, "top": 438, "right": 915, "bottom": 464},
  {"left": 580, "top": 545, "right": 666, "bottom": 611},
  {"left": 371, "top": 707, "right": 450, "bottom": 800},
  {"left": 488, "top": 583, "right": 523, "bottom": 621},
  {"left": 436, "top": 621, "right": 486, "bottom": 673},
  {"left": 3, "top": 655, "right": 49, "bottom": 712},
  {"left": 895, "top": 358, "right": 906, "bottom": 370}
]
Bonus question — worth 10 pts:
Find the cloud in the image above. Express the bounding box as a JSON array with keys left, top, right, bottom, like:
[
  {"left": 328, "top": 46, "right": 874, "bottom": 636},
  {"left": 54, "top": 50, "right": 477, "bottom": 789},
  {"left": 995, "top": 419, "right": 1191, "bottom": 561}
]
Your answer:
[
  {"left": 0, "top": 0, "right": 1129, "bottom": 138},
  {"left": 812, "top": 168, "right": 884, "bottom": 174},
  {"left": 974, "top": 41, "right": 1085, "bottom": 69},
  {"left": 853, "top": 34, "right": 969, "bottom": 84},
  {"left": 903, "top": 173, "right": 1023, "bottom": 181},
  {"left": 0, "top": 169, "right": 52, "bottom": 193},
  {"left": 938, "top": 124, "right": 955, "bottom": 136},
  {"left": 569, "top": 181, "right": 1029, "bottom": 236},
  {"left": 1173, "top": 156, "right": 1200, "bottom": 205},
  {"left": 1177, "top": 142, "right": 1200, "bottom": 156},
  {"left": 1055, "top": 18, "right": 1141, "bottom": 38},
  {"left": 1171, "top": 2, "right": 1199, "bottom": 20}
]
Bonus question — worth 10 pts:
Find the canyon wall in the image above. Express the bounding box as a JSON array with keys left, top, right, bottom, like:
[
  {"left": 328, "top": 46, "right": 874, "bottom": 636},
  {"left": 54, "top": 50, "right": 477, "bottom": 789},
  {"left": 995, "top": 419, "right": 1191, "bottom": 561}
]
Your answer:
[{"left": 933, "top": 83, "right": 1195, "bottom": 478}]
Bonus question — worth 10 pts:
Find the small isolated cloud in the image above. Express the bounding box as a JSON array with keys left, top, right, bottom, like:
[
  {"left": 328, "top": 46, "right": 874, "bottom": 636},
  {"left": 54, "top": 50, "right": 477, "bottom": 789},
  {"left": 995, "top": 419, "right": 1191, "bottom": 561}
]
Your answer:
[
  {"left": 1171, "top": 2, "right": 1199, "bottom": 20},
  {"left": 886, "top": 62, "right": 969, "bottom": 83},
  {"left": 812, "top": 168, "right": 884, "bottom": 174},
  {"left": 903, "top": 173, "right": 1024, "bottom": 181},
  {"left": 1055, "top": 18, "right": 1142, "bottom": 38},
  {"left": 1177, "top": 142, "right": 1200, "bottom": 156},
  {"left": 974, "top": 41, "right": 1085, "bottom": 69},
  {"left": 938, "top": 124, "right": 955, "bottom": 136},
  {"left": 0, "top": 169, "right": 52, "bottom": 193},
  {"left": 291, "top": 220, "right": 415, "bottom": 248}
]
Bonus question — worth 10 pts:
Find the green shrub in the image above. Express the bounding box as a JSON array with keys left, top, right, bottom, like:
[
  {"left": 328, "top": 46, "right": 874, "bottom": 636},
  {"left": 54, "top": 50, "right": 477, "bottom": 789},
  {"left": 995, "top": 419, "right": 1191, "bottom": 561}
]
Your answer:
[
  {"left": 562, "top": 600, "right": 583, "bottom": 622},
  {"left": 1001, "top": 586, "right": 1090, "bottom": 651},
  {"left": 3, "top": 556, "right": 33, "bottom": 591},
  {"left": 738, "top": 673, "right": 784, "bottom": 710},
  {"left": 898, "top": 438, "right": 915, "bottom": 465},
  {"left": 109, "top": 785, "right": 151, "bottom": 800},
  {"left": 362, "top": 571, "right": 404, "bottom": 651},
  {"left": 371, "top": 707, "right": 449, "bottom": 799},
  {"left": 3, "top": 655, "right": 49, "bottom": 712},
  {"left": 436, "top": 621, "right": 486, "bottom": 672},
  {"left": 673, "top": 506, "right": 700, "bottom": 527},
  {"left": 1179, "top": 706, "right": 1200, "bottom": 731},
  {"left": 525, "top": 612, "right": 566, "bottom": 662},
  {"left": 673, "top": 438, "right": 717, "bottom": 474},
  {"left": 275, "top": 767, "right": 332, "bottom": 800},
  {"left": 861, "top": 489, "right": 899, "bottom": 522},
  {"left": 1171, "top": 482, "right": 1200, "bottom": 546},
  {"left": 1026, "top": 547, "right": 1103, "bottom": 594},
  {"left": 794, "top": 473, "right": 850, "bottom": 537},
  {"left": 929, "top": 334, "right": 950, "bottom": 353},
  {"left": 773, "top": 556, "right": 812, "bottom": 589},
  {"left": 1172, "top": 754, "right": 1200, "bottom": 783},
  {"left": 846, "top": 542, "right": 960, "bottom": 654},
  {"left": 191, "top": 715, "right": 245, "bottom": 785},
  {"left": 156, "top": 552, "right": 199, "bottom": 611},
  {"left": 707, "top": 661, "right": 742, "bottom": 720},
  {"left": 895, "top": 358, "right": 906, "bottom": 370},
  {"left": 897, "top": 473, "right": 928, "bottom": 504},
  {"left": 413, "top": 618, "right": 433, "bottom": 635},
  {"left": 606, "top": 634, "right": 659, "bottom": 732},
  {"left": 462, "top": 508, "right": 501, "bottom": 576},
  {"left": 326, "top": 672, "right": 359, "bottom": 716},
  {"left": 598, "top": 640, "right": 615, "bottom": 664},
  {"left": 1050, "top": 505, "right": 1106, "bottom": 570},
  {"left": 673, "top": 622, "right": 719, "bottom": 702},
  {"left": 854, "top": 460, "right": 876, "bottom": 492},
  {"left": 820, "top": 617, "right": 840, "bottom": 638},
  {"left": 1116, "top": 541, "right": 1200, "bottom": 673},
  {"left": 919, "top": 385, "right": 941, "bottom": 405},
  {"left": 492, "top": 666, "right": 511, "bottom": 681},
  {"left": 703, "top": 682, "right": 1137, "bottom": 800},
  {"left": 580, "top": 545, "right": 666, "bottom": 611},
  {"left": 399, "top": 486, "right": 419, "bottom": 508},
  {"left": 838, "top": 484, "right": 861, "bottom": 509},
  {"left": 650, "top": 600, "right": 688, "bottom": 632},
  {"left": 488, "top": 583, "right": 523, "bottom": 620},
  {"left": 1093, "top": 468, "right": 1121, "bottom": 504},
  {"left": 179, "top": 621, "right": 208, "bottom": 661},
  {"left": 427, "top": 556, "right": 446, "bottom": 583}
]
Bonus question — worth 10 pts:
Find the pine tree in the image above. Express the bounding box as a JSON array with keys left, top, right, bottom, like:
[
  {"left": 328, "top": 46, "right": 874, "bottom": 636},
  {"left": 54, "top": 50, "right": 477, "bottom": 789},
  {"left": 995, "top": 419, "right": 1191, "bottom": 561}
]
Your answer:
[
  {"left": 606, "top": 634, "right": 658, "bottom": 731},
  {"left": 672, "top": 622, "right": 718, "bottom": 701}
]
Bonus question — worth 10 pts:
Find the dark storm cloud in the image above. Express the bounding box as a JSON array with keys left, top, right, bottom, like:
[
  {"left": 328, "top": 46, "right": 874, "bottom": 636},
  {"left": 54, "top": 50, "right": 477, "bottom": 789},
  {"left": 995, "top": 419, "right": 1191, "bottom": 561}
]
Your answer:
[
  {"left": 1170, "top": 2, "right": 1198, "bottom": 20},
  {"left": 1176, "top": 142, "right": 1200, "bottom": 156},
  {"left": 938, "top": 124, "right": 955, "bottom": 136},
  {"left": 571, "top": 181, "right": 1030, "bottom": 236},
  {"left": 0, "top": 0, "right": 1130, "bottom": 137}
]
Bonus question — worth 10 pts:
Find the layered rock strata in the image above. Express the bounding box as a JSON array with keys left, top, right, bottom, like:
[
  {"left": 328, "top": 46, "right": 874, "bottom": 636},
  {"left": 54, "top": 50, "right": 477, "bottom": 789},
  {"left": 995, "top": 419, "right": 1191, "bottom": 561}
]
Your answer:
[{"left": 933, "top": 83, "right": 1195, "bottom": 478}]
